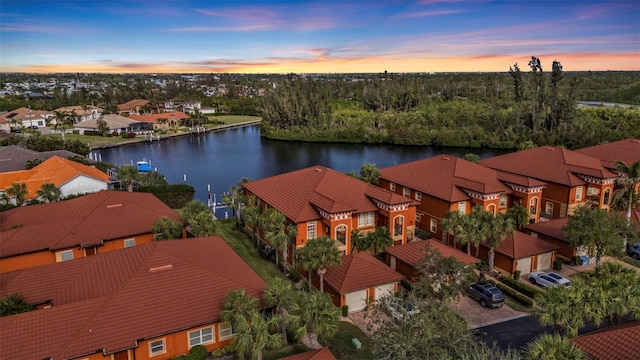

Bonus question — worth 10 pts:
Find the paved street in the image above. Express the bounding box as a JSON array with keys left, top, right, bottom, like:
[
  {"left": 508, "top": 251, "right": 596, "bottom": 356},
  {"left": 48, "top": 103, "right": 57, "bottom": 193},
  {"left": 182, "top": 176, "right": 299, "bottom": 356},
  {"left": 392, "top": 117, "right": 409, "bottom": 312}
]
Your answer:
[{"left": 475, "top": 315, "right": 550, "bottom": 351}]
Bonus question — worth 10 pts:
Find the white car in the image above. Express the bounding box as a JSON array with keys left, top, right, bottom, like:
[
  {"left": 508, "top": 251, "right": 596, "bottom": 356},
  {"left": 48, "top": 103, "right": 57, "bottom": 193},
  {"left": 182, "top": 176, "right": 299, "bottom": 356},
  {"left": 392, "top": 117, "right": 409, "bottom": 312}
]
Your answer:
[{"left": 528, "top": 271, "right": 571, "bottom": 288}]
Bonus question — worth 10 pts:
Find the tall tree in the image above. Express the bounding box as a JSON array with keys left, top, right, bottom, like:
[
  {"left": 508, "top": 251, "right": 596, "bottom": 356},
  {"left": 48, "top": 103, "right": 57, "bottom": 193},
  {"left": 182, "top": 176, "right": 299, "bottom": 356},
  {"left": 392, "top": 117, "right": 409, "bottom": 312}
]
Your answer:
[
  {"left": 188, "top": 211, "right": 217, "bottom": 237},
  {"left": 366, "top": 226, "right": 393, "bottom": 256},
  {"left": 36, "top": 182, "right": 62, "bottom": 203},
  {"left": 358, "top": 163, "right": 381, "bottom": 185},
  {"left": 6, "top": 182, "right": 28, "bottom": 206},
  {"left": 117, "top": 164, "right": 138, "bottom": 192},
  {"left": 295, "top": 236, "right": 341, "bottom": 292},
  {"left": 288, "top": 290, "right": 340, "bottom": 350},
  {"left": 483, "top": 212, "right": 515, "bottom": 272},
  {"left": 260, "top": 209, "right": 288, "bottom": 268},
  {"left": 613, "top": 160, "right": 640, "bottom": 228},
  {"left": 232, "top": 309, "right": 282, "bottom": 360},
  {"left": 533, "top": 280, "right": 587, "bottom": 337},
  {"left": 241, "top": 197, "right": 262, "bottom": 246},
  {"left": 151, "top": 216, "right": 183, "bottom": 240},
  {"left": 505, "top": 202, "right": 529, "bottom": 230},
  {"left": 563, "top": 206, "right": 635, "bottom": 270},
  {"left": 96, "top": 117, "right": 109, "bottom": 136},
  {"left": 264, "top": 278, "right": 295, "bottom": 346},
  {"left": 413, "top": 244, "right": 474, "bottom": 303},
  {"left": 180, "top": 200, "right": 210, "bottom": 224},
  {"left": 0, "top": 293, "right": 34, "bottom": 317}
]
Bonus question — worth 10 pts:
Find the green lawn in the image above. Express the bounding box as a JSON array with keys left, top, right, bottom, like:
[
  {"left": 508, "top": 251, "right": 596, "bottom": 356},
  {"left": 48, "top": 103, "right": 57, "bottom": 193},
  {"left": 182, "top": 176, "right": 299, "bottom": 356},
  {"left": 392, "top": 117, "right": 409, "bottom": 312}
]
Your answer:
[
  {"left": 206, "top": 115, "right": 261, "bottom": 125},
  {"left": 320, "top": 321, "right": 375, "bottom": 359}
]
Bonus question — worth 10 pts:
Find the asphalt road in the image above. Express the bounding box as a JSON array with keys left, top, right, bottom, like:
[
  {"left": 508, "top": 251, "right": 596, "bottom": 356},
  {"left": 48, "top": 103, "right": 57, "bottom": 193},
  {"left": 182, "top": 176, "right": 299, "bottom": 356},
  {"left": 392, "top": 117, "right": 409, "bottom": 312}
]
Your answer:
[{"left": 474, "top": 315, "right": 552, "bottom": 351}]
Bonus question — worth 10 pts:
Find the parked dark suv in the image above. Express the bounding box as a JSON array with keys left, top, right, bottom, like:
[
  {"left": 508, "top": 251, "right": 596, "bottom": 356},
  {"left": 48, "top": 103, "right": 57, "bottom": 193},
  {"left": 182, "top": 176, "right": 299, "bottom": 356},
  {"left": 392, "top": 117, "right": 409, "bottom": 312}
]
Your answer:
[{"left": 468, "top": 282, "right": 505, "bottom": 308}]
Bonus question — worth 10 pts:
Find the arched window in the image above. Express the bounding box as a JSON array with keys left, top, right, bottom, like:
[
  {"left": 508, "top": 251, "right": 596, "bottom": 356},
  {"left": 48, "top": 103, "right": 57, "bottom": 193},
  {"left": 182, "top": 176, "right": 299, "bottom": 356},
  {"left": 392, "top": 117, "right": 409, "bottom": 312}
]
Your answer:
[
  {"left": 393, "top": 216, "right": 404, "bottom": 236},
  {"left": 486, "top": 204, "right": 497, "bottom": 216},
  {"left": 336, "top": 225, "right": 347, "bottom": 245},
  {"left": 603, "top": 188, "right": 611, "bottom": 205},
  {"left": 529, "top": 197, "right": 538, "bottom": 215}
]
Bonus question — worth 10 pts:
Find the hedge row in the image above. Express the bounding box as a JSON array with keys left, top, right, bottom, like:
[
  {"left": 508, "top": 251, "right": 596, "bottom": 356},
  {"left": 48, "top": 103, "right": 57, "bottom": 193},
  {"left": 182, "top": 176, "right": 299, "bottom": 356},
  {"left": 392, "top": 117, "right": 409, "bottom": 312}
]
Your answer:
[
  {"left": 485, "top": 279, "right": 534, "bottom": 307},
  {"left": 500, "top": 276, "right": 545, "bottom": 299},
  {"left": 135, "top": 184, "right": 195, "bottom": 209}
]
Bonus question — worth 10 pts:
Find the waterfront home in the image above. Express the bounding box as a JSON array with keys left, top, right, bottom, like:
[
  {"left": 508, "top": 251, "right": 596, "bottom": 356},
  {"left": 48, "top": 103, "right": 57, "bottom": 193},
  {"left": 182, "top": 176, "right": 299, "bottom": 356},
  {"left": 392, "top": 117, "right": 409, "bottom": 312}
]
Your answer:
[
  {"left": 0, "top": 237, "right": 265, "bottom": 359},
  {"left": 379, "top": 155, "right": 546, "bottom": 242},
  {"left": 242, "top": 165, "right": 418, "bottom": 258},
  {"left": 164, "top": 99, "right": 202, "bottom": 113},
  {"left": 129, "top": 111, "right": 189, "bottom": 130},
  {"left": 570, "top": 320, "right": 640, "bottom": 359},
  {"left": 1, "top": 106, "right": 52, "bottom": 129},
  {"left": 0, "top": 155, "right": 111, "bottom": 204},
  {"left": 0, "top": 145, "right": 86, "bottom": 172},
  {"left": 524, "top": 218, "right": 577, "bottom": 259},
  {"left": 53, "top": 105, "right": 103, "bottom": 122},
  {"left": 117, "top": 98, "right": 149, "bottom": 116},
  {"left": 0, "top": 190, "right": 185, "bottom": 273},
  {"left": 75, "top": 114, "right": 153, "bottom": 134},
  {"left": 575, "top": 138, "right": 640, "bottom": 174},
  {"left": 482, "top": 146, "right": 617, "bottom": 219}
]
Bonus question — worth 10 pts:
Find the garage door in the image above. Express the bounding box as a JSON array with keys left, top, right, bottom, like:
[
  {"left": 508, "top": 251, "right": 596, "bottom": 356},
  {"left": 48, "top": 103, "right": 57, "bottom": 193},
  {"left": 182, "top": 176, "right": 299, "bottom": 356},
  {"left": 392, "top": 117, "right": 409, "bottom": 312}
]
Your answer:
[
  {"left": 345, "top": 289, "right": 368, "bottom": 312},
  {"left": 516, "top": 257, "right": 532, "bottom": 275},
  {"left": 375, "top": 283, "right": 395, "bottom": 300},
  {"left": 537, "top": 252, "right": 553, "bottom": 271}
]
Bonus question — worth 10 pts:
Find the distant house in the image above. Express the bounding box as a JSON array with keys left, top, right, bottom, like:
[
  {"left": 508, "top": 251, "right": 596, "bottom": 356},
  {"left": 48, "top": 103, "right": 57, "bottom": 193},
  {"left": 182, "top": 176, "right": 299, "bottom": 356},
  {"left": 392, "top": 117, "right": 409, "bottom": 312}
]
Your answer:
[
  {"left": 117, "top": 98, "right": 149, "bottom": 116},
  {"left": 242, "top": 165, "right": 418, "bottom": 259},
  {"left": 476, "top": 231, "right": 560, "bottom": 275},
  {"left": 0, "top": 145, "right": 86, "bottom": 172},
  {"left": 129, "top": 111, "right": 189, "bottom": 130},
  {"left": 0, "top": 155, "right": 111, "bottom": 204},
  {"left": 0, "top": 190, "right": 185, "bottom": 273},
  {"left": 0, "top": 237, "right": 266, "bottom": 359},
  {"left": 385, "top": 239, "right": 479, "bottom": 281},
  {"left": 53, "top": 105, "right": 103, "bottom": 123},
  {"left": 320, "top": 251, "right": 405, "bottom": 313},
  {"left": 482, "top": 146, "right": 617, "bottom": 220},
  {"left": 379, "top": 155, "right": 546, "bottom": 243},
  {"left": 570, "top": 320, "right": 640, "bottom": 360},
  {"left": 164, "top": 100, "right": 202, "bottom": 113},
  {"left": 75, "top": 114, "right": 152, "bottom": 134},
  {"left": 1, "top": 107, "right": 52, "bottom": 128}
]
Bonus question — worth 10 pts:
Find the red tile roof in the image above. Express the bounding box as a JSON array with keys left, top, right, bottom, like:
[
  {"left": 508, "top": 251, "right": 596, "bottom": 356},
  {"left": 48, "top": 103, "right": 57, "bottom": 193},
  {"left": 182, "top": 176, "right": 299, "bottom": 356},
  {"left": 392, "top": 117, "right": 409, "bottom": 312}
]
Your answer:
[
  {"left": 526, "top": 218, "right": 568, "bottom": 242},
  {"left": 575, "top": 138, "right": 640, "bottom": 171},
  {"left": 0, "top": 190, "right": 183, "bottom": 257},
  {"left": 279, "top": 347, "right": 337, "bottom": 360},
  {"left": 0, "top": 155, "right": 110, "bottom": 200},
  {"left": 129, "top": 111, "right": 188, "bottom": 123},
  {"left": 0, "top": 237, "right": 266, "bottom": 359},
  {"left": 243, "top": 165, "right": 416, "bottom": 223},
  {"left": 570, "top": 320, "right": 640, "bottom": 360},
  {"left": 385, "top": 239, "right": 479, "bottom": 267},
  {"left": 492, "top": 231, "right": 560, "bottom": 259},
  {"left": 481, "top": 146, "right": 617, "bottom": 187},
  {"left": 380, "top": 155, "right": 513, "bottom": 202},
  {"left": 117, "top": 98, "right": 148, "bottom": 111},
  {"left": 323, "top": 252, "right": 404, "bottom": 294},
  {"left": 1, "top": 107, "right": 51, "bottom": 122}
]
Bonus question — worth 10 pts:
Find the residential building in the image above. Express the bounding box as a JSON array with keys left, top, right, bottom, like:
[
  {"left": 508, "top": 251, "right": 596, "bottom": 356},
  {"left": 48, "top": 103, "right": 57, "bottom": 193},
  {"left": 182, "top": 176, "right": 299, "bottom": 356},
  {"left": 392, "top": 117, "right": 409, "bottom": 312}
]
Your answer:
[
  {"left": 0, "top": 237, "right": 266, "bottom": 359},
  {"left": 129, "top": 111, "right": 189, "bottom": 130},
  {"left": 117, "top": 98, "right": 150, "bottom": 116},
  {"left": 575, "top": 138, "right": 640, "bottom": 174},
  {"left": 164, "top": 100, "right": 202, "bottom": 113},
  {"left": 242, "top": 165, "right": 418, "bottom": 258},
  {"left": 0, "top": 145, "right": 86, "bottom": 172},
  {"left": 482, "top": 146, "right": 617, "bottom": 219},
  {"left": 525, "top": 218, "right": 577, "bottom": 259},
  {"left": 385, "top": 239, "right": 479, "bottom": 281},
  {"left": 0, "top": 190, "right": 185, "bottom": 273},
  {"left": 0, "top": 155, "right": 111, "bottom": 204},
  {"left": 379, "top": 155, "right": 546, "bottom": 242},
  {"left": 476, "top": 231, "right": 560, "bottom": 275},
  {"left": 280, "top": 347, "right": 337, "bottom": 360},
  {"left": 320, "top": 251, "right": 405, "bottom": 312},
  {"left": 54, "top": 105, "right": 103, "bottom": 122},
  {"left": 1, "top": 106, "right": 52, "bottom": 128},
  {"left": 75, "top": 114, "right": 153, "bottom": 134},
  {"left": 570, "top": 320, "right": 640, "bottom": 360}
]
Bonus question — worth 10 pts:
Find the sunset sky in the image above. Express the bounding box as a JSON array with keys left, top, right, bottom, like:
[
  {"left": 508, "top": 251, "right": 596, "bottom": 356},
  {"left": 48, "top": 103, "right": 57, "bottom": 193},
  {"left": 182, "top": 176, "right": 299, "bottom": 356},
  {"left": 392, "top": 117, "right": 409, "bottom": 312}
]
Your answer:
[{"left": 1, "top": 0, "right": 639, "bottom": 73}]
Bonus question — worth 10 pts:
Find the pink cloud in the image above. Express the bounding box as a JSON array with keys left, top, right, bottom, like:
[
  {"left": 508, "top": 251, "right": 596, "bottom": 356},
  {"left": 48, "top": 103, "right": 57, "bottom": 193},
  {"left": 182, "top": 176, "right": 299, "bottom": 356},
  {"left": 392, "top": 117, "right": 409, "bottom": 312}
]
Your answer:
[{"left": 394, "top": 9, "right": 462, "bottom": 19}]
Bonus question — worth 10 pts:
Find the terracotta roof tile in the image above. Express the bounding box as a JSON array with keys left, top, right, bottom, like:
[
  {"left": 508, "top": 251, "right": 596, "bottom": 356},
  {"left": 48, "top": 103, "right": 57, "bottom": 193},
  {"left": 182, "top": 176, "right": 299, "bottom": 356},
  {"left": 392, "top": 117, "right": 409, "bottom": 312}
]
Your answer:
[
  {"left": 381, "top": 155, "right": 513, "bottom": 202},
  {"left": 323, "top": 252, "right": 404, "bottom": 294},
  {"left": 0, "top": 237, "right": 266, "bottom": 359},
  {"left": 0, "top": 145, "right": 85, "bottom": 173},
  {"left": 526, "top": 218, "right": 568, "bottom": 242},
  {"left": 385, "top": 239, "right": 479, "bottom": 267},
  {"left": 243, "top": 166, "right": 414, "bottom": 223},
  {"left": 570, "top": 320, "right": 640, "bottom": 360},
  {"left": 1, "top": 107, "right": 51, "bottom": 122},
  {"left": 279, "top": 347, "right": 337, "bottom": 360},
  {"left": 481, "top": 146, "right": 617, "bottom": 186},
  {"left": 129, "top": 112, "right": 189, "bottom": 123},
  {"left": 492, "top": 231, "right": 560, "bottom": 259},
  {"left": 117, "top": 99, "right": 149, "bottom": 111},
  {"left": 0, "top": 190, "right": 182, "bottom": 257},
  {"left": 76, "top": 114, "right": 141, "bottom": 129},
  {"left": 575, "top": 138, "right": 640, "bottom": 170}
]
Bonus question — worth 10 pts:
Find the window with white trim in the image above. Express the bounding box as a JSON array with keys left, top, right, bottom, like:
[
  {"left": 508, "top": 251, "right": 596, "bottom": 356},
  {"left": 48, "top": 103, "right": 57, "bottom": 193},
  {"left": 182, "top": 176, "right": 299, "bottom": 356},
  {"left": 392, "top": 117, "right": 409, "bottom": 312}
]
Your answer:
[
  {"left": 189, "top": 327, "right": 214, "bottom": 347},
  {"left": 457, "top": 202, "right": 466, "bottom": 213},
  {"left": 124, "top": 238, "right": 135, "bottom": 248},
  {"left": 306, "top": 222, "right": 316, "bottom": 239},
  {"left": 430, "top": 219, "right": 437, "bottom": 233},
  {"left": 499, "top": 195, "right": 507, "bottom": 208},
  {"left": 416, "top": 212, "right": 421, "bottom": 222},
  {"left": 545, "top": 202, "right": 553, "bottom": 215},
  {"left": 575, "top": 186, "right": 583, "bottom": 201},
  {"left": 149, "top": 339, "right": 165, "bottom": 356},
  {"left": 415, "top": 192, "right": 422, "bottom": 201},
  {"left": 403, "top": 187, "right": 410, "bottom": 198},
  {"left": 219, "top": 322, "right": 233, "bottom": 339},
  {"left": 358, "top": 212, "right": 375, "bottom": 227},
  {"left": 390, "top": 183, "right": 396, "bottom": 191},
  {"left": 56, "top": 250, "right": 74, "bottom": 263}
]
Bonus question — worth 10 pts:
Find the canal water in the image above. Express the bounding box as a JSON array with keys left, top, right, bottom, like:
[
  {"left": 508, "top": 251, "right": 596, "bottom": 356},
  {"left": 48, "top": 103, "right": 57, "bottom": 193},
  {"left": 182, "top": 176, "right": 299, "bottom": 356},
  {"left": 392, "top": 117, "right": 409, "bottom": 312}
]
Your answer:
[{"left": 94, "top": 125, "right": 507, "bottom": 216}]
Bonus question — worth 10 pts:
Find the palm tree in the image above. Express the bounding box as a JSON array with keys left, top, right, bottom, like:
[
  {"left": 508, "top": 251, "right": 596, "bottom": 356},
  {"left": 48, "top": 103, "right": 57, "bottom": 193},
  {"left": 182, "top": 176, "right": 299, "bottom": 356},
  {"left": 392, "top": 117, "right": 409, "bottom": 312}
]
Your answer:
[
  {"left": 151, "top": 216, "right": 183, "bottom": 240},
  {"left": 534, "top": 280, "right": 587, "bottom": 337},
  {"left": 295, "top": 236, "right": 341, "bottom": 292},
  {"left": 592, "top": 261, "right": 640, "bottom": 325},
  {"left": 613, "top": 160, "right": 640, "bottom": 225},
  {"left": 188, "top": 211, "right": 217, "bottom": 237},
  {"left": 52, "top": 110, "right": 72, "bottom": 139},
  {"left": 0, "top": 293, "right": 34, "bottom": 317},
  {"left": 286, "top": 223, "right": 298, "bottom": 270},
  {"left": 36, "top": 183, "right": 62, "bottom": 203},
  {"left": 484, "top": 212, "right": 515, "bottom": 272},
  {"left": 264, "top": 278, "right": 295, "bottom": 346},
  {"left": 233, "top": 309, "right": 283, "bottom": 360},
  {"left": 367, "top": 226, "right": 393, "bottom": 256},
  {"left": 117, "top": 164, "right": 138, "bottom": 192},
  {"left": 524, "top": 334, "right": 585, "bottom": 360},
  {"left": 287, "top": 290, "right": 340, "bottom": 349},
  {"left": 266, "top": 226, "right": 290, "bottom": 269},
  {"left": 221, "top": 289, "right": 259, "bottom": 327},
  {"left": 241, "top": 197, "right": 262, "bottom": 246},
  {"left": 157, "top": 117, "right": 168, "bottom": 131},
  {"left": 6, "top": 182, "right": 28, "bottom": 206},
  {"left": 506, "top": 202, "right": 529, "bottom": 230},
  {"left": 180, "top": 200, "right": 210, "bottom": 224},
  {"left": 441, "top": 208, "right": 487, "bottom": 256}
]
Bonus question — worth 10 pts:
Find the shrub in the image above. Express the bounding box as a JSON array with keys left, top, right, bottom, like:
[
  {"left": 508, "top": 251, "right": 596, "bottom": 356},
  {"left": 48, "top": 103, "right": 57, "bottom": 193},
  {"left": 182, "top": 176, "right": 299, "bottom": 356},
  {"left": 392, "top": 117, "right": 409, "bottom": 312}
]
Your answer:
[
  {"left": 72, "top": 130, "right": 79, "bottom": 134},
  {"left": 476, "top": 260, "right": 489, "bottom": 272},
  {"left": 501, "top": 276, "right": 544, "bottom": 299},
  {"left": 494, "top": 282, "right": 534, "bottom": 307},
  {"left": 211, "top": 345, "right": 234, "bottom": 358},
  {"left": 513, "top": 270, "right": 521, "bottom": 281},
  {"left": 112, "top": 131, "right": 119, "bottom": 136},
  {"left": 341, "top": 305, "right": 349, "bottom": 317},
  {"left": 288, "top": 268, "right": 302, "bottom": 282},
  {"left": 83, "top": 130, "right": 101, "bottom": 136},
  {"left": 553, "top": 258, "right": 563, "bottom": 270},
  {"left": 188, "top": 345, "right": 208, "bottom": 360},
  {"left": 415, "top": 228, "right": 432, "bottom": 240},
  {"left": 135, "top": 184, "right": 195, "bottom": 209}
]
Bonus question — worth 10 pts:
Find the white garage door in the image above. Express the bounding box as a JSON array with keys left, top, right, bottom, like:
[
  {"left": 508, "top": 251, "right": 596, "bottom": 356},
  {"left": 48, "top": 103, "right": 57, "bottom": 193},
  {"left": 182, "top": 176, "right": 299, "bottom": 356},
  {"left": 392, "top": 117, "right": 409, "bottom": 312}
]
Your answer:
[
  {"left": 537, "top": 252, "right": 553, "bottom": 271},
  {"left": 375, "top": 283, "right": 395, "bottom": 300},
  {"left": 517, "top": 257, "right": 532, "bottom": 275},
  {"left": 345, "top": 289, "right": 368, "bottom": 312}
]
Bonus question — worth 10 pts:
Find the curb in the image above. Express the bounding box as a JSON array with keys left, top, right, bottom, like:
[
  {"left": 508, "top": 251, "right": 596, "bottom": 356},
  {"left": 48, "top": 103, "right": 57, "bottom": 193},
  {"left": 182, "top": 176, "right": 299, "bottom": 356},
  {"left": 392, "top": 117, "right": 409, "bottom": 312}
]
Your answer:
[{"left": 470, "top": 313, "right": 530, "bottom": 329}]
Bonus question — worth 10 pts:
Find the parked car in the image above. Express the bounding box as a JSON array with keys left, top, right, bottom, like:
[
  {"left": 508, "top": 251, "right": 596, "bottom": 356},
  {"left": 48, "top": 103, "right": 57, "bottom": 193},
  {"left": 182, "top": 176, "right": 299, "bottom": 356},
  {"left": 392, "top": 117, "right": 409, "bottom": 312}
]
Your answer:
[
  {"left": 384, "top": 297, "right": 420, "bottom": 320},
  {"left": 10, "top": 128, "right": 21, "bottom": 133},
  {"left": 467, "top": 282, "right": 505, "bottom": 308},
  {"left": 628, "top": 243, "right": 640, "bottom": 260},
  {"left": 528, "top": 271, "right": 571, "bottom": 288},
  {"left": 29, "top": 125, "right": 39, "bottom": 130}
]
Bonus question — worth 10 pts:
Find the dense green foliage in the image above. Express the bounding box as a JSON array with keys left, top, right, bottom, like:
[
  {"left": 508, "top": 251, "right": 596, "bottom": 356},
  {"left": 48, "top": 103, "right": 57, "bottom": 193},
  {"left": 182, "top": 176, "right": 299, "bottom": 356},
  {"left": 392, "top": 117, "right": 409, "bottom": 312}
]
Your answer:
[
  {"left": 136, "top": 183, "right": 195, "bottom": 209},
  {"left": 0, "top": 133, "right": 90, "bottom": 155}
]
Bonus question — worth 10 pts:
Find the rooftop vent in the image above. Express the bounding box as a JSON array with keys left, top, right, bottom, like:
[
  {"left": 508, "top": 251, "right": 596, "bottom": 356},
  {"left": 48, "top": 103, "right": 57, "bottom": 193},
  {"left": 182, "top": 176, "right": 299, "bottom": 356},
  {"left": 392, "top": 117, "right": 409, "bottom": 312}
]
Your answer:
[
  {"left": 149, "top": 264, "right": 173, "bottom": 273},
  {"left": 544, "top": 147, "right": 555, "bottom": 151},
  {"left": 106, "top": 203, "right": 123, "bottom": 209},
  {"left": 441, "top": 156, "right": 450, "bottom": 160}
]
